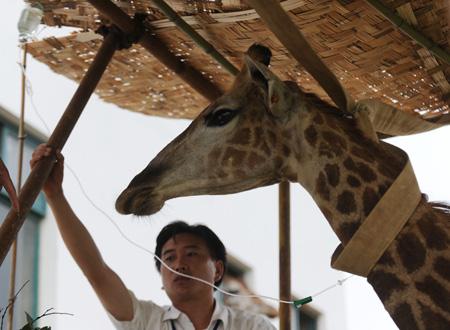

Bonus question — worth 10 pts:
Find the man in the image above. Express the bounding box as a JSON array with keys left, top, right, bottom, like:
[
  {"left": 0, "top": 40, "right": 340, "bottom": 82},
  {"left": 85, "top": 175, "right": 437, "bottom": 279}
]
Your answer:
[
  {"left": 31, "top": 144, "right": 276, "bottom": 330},
  {"left": 0, "top": 157, "right": 19, "bottom": 212}
]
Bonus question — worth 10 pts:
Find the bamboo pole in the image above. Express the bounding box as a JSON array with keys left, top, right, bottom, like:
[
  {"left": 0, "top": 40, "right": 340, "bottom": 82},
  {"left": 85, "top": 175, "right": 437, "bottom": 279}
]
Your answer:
[
  {"left": 147, "top": 0, "right": 239, "bottom": 76},
  {"left": 279, "top": 181, "right": 291, "bottom": 330},
  {"left": 0, "top": 29, "right": 120, "bottom": 267},
  {"left": 86, "top": 0, "right": 223, "bottom": 102},
  {"left": 6, "top": 43, "right": 28, "bottom": 330}
]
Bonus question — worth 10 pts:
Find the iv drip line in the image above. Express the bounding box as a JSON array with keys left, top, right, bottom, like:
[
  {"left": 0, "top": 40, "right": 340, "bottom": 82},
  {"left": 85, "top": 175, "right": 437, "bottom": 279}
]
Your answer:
[{"left": 17, "top": 49, "right": 354, "bottom": 308}]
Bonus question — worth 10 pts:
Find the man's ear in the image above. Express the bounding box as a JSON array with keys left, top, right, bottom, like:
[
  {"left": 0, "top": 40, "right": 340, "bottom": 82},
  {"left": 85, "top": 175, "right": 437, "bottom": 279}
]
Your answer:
[
  {"left": 244, "top": 52, "right": 296, "bottom": 118},
  {"left": 214, "top": 260, "right": 225, "bottom": 283}
]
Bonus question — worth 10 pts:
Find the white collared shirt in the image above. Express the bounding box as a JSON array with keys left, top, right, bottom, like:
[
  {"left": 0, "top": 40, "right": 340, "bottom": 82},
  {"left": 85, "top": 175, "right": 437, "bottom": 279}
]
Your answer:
[{"left": 107, "top": 291, "right": 276, "bottom": 330}]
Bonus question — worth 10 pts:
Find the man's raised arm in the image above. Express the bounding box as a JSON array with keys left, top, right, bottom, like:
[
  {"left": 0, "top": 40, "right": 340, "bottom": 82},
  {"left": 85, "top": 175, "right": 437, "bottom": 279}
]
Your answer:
[{"left": 31, "top": 144, "right": 134, "bottom": 321}]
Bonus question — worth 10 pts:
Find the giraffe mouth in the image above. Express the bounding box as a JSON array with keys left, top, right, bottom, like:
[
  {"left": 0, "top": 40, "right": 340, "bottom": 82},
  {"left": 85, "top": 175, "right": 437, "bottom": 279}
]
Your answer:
[
  {"left": 116, "top": 176, "right": 280, "bottom": 216},
  {"left": 115, "top": 187, "right": 165, "bottom": 216}
]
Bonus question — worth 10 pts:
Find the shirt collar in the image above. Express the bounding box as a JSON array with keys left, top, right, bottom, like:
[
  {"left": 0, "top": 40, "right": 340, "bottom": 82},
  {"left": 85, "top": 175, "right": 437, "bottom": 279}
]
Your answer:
[
  {"left": 211, "top": 300, "right": 228, "bottom": 329},
  {"left": 162, "top": 299, "right": 229, "bottom": 328}
]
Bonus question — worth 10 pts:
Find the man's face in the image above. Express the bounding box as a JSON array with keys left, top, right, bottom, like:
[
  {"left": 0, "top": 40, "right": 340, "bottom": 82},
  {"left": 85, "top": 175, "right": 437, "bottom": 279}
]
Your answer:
[{"left": 160, "top": 233, "right": 224, "bottom": 303}]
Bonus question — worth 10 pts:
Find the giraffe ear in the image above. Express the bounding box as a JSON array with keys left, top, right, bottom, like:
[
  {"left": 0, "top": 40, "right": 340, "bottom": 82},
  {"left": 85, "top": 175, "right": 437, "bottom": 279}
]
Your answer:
[{"left": 244, "top": 52, "right": 296, "bottom": 118}]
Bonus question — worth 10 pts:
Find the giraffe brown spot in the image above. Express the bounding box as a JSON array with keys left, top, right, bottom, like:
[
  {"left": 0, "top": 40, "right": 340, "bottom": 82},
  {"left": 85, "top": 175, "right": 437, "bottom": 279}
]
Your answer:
[
  {"left": 377, "top": 182, "right": 390, "bottom": 197},
  {"left": 262, "top": 143, "right": 272, "bottom": 156},
  {"left": 281, "top": 128, "right": 292, "bottom": 140},
  {"left": 267, "top": 130, "right": 277, "bottom": 147},
  {"left": 346, "top": 175, "right": 361, "bottom": 187},
  {"left": 318, "top": 142, "right": 334, "bottom": 159},
  {"left": 351, "top": 146, "right": 371, "bottom": 160},
  {"left": 273, "top": 156, "right": 283, "bottom": 169},
  {"left": 344, "top": 157, "right": 357, "bottom": 172},
  {"left": 337, "top": 190, "right": 356, "bottom": 215},
  {"left": 434, "top": 257, "right": 450, "bottom": 281},
  {"left": 232, "top": 169, "right": 246, "bottom": 178},
  {"left": 367, "top": 270, "right": 407, "bottom": 302},
  {"left": 397, "top": 232, "right": 426, "bottom": 274},
  {"left": 324, "top": 112, "right": 340, "bottom": 129},
  {"left": 304, "top": 125, "right": 318, "bottom": 147},
  {"left": 419, "top": 301, "right": 450, "bottom": 330},
  {"left": 248, "top": 152, "right": 265, "bottom": 169},
  {"left": 222, "top": 147, "right": 247, "bottom": 167},
  {"left": 416, "top": 275, "right": 450, "bottom": 311},
  {"left": 343, "top": 157, "right": 377, "bottom": 182},
  {"left": 362, "top": 187, "right": 378, "bottom": 217},
  {"left": 324, "top": 164, "right": 340, "bottom": 187},
  {"left": 253, "top": 127, "right": 263, "bottom": 148},
  {"left": 229, "top": 127, "right": 251, "bottom": 145},
  {"left": 313, "top": 112, "right": 325, "bottom": 125},
  {"left": 357, "top": 162, "right": 377, "bottom": 182},
  {"left": 418, "top": 212, "right": 450, "bottom": 251},
  {"left": 208, "top": 148, "right": 222, "bottom": 162},
  {"left": 351, "top": 145, "right": 387, "bottom": 166},
  {"left": 322, "top": 131, "right": 347, "bottom": 154},
  {"left": 392, "top": 302, "right": 420, "bottom": 330},
  {"left": 377, "top": 251, "right": 395, "bottom": 267},
  {"left": 213, "top": 169, "right": 228, "bottom": 179},
  {"left": 337, "top": 221, "right": 360, "bottom": 244},
  {"left": 316, "top": 172, "right": 330, "bottom": 201},
  {"left": 282, "top": 144, "right": 291, "bottom": 158}
]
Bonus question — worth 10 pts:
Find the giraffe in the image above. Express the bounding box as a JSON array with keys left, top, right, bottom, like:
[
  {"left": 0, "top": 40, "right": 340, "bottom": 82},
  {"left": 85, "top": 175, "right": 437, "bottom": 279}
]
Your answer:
[{"left": 116, "top": 45, "right": 450, "bottom": 329}]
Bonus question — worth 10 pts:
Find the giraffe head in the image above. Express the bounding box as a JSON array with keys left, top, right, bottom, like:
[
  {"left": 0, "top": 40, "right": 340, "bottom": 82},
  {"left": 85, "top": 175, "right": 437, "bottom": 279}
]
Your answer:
[{"left": 116, "top": 45, "right": 317, "bottom": 215}]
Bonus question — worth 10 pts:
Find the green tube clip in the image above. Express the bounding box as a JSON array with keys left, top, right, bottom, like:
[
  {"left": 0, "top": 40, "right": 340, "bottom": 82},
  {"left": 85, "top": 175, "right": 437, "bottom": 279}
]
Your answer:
[{"left": 294, "top": 296, "right": 313, "bottom": 308}]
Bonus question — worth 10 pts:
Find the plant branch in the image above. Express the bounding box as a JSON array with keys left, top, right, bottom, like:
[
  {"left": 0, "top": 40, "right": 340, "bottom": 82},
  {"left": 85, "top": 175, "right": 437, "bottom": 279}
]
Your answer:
[{"left": 0, "top": 281, "right": 29, "bottom": 330}]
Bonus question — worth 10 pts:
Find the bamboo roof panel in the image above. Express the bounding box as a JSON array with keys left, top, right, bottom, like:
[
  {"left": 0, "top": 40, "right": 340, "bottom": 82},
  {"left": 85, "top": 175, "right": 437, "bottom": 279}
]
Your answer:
[{"left": 26, "top": 0, "right": 450, "bottom": 119}]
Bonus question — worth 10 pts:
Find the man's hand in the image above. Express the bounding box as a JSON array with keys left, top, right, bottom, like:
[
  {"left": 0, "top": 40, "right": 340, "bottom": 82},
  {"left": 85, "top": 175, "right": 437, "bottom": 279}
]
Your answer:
[
  {"left": 30, "top": 144, "right": 64, "bottom": 198},
  {"left": 0, "top": 157, "right": 19, "bottom": 212}
]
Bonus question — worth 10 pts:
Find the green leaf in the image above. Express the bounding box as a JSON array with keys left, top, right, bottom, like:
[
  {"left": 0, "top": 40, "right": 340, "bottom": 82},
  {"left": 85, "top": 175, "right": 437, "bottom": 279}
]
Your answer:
[
  {"left": 20, "top": 312, "right": 35, "bottom": 330},
  {"left": 25, "top": 312, "right": 34, "bottom": 324},
  {"left": 19, "top": 323, "right": 33, "bottom": 330}
]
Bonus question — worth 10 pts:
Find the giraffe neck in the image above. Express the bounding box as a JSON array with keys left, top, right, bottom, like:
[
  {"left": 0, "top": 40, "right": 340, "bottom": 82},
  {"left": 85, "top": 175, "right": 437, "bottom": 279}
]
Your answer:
[
  {"left": 289, "top": 107, "right": 403, "bottom": 244},
  {"left": 284, "top": 106, "right": 450, "bottom": 329}
]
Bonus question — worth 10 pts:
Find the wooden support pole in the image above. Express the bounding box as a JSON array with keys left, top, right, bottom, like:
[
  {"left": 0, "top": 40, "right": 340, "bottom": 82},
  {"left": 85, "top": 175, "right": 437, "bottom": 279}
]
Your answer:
[
  {"left": 279, "top": 181, "right": 291, "bottom": 330},
  {"left": 7, "top": 43, "right": 28, "bottom": 330},
  {"left": 86, "top": 0, "right": 223, "bottom": 102},
  {"left": 0, "top": 30, "right": 120, "bottom": 267}
]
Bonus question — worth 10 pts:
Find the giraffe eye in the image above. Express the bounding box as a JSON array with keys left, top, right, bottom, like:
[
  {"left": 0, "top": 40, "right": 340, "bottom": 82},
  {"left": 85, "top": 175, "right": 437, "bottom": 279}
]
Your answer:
[{"left": 206, "top": 109, "right": 238, "bottom": 127}]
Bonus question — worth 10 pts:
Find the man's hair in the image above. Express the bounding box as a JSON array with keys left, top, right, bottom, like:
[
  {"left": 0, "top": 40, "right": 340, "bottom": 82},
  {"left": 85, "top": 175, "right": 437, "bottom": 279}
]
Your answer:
[{"left": 154, "top": 220, "right": 227, "bottom": 287}]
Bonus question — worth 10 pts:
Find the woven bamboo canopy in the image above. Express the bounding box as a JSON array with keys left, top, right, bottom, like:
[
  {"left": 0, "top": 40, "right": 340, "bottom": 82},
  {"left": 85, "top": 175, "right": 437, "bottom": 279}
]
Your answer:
[{"left": 27, "top": 0, "right": 450, "bottom": 120}]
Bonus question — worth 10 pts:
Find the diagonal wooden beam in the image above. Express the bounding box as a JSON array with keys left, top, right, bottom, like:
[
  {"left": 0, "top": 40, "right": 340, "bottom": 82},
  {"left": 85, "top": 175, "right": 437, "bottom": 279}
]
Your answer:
[
  {"left": 0, "top": 30, "right": 120, "bottom": 267},
  {"left": 247, "top": 0, "right": 356, "bottom": 113},
  {"left": 86, "top": 0, "right": 223, "bottom": 101}
]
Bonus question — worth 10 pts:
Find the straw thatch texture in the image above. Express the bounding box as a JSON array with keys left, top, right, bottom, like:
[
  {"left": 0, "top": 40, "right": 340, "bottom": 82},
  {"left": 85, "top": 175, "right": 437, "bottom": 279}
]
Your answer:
[{"left": 26, "top": 0, "right": 450, "bottom": 120}]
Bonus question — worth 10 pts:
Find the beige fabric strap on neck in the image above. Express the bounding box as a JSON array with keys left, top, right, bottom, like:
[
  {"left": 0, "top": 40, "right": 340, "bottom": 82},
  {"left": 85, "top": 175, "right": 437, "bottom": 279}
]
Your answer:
[{"left": 331, "top": 147, "right": 422, "bottom": 276}]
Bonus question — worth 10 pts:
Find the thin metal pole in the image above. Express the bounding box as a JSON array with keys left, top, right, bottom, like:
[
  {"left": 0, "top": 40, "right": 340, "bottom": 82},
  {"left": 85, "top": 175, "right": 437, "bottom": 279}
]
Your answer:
[
  {"left": 6, "top": 43, "right": 28, "bottom": 330},
  {"left": 0, "top": 30, "right": 120, "bottom": 267},
  {"left": 279, "top": 181, "right": 291, "bottom": 330}
]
